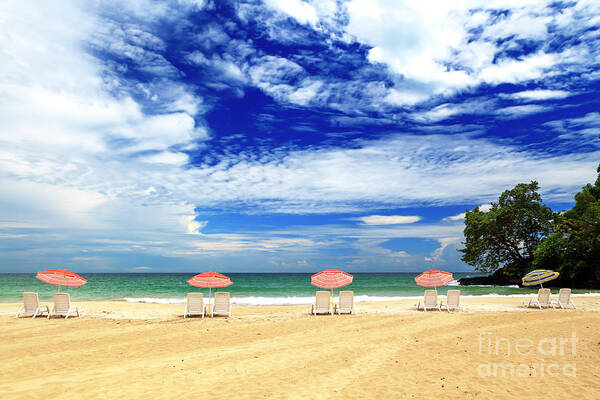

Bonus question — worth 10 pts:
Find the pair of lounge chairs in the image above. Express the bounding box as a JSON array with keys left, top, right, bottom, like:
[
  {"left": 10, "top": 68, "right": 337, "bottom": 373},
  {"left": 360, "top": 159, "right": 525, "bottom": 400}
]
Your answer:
[
  {"left": 15, "top": 292, "right": 86, "bottom": 319},
  {"left": 523, "top": 288, "right": 576, "bottom": 309},
  {"left": 184, "top": 292, "right": 231, "bottom": 318},
  {"left": 416, "top": 289, "right": 463, "bottom": 312},
  {"left": 311, "top": 291, "right": 355, "bottom": 315}
]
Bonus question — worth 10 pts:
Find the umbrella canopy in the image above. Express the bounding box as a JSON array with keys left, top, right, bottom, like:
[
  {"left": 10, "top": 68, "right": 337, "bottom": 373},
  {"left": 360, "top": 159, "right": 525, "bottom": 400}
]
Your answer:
[
  {"left": 311, "top": 269, "right": 353, "bottom": 289},
  {"left": 415, "top": 270, "right": 453, "bottom": 287},
  {"left": 522, "top": 269, "right": 559, "bottom": 287},
  {"left": 187, "top": 272, "right": 233, "bottom": 288},
  {"left": 36, "top": 269, "right": 87, "bottom": 288}
]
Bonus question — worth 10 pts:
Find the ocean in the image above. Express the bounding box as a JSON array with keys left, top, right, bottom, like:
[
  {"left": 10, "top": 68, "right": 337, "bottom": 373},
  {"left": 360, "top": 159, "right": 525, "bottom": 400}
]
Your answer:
[{"left": 3, "top": 272, "right": 598, "bottom": 305}]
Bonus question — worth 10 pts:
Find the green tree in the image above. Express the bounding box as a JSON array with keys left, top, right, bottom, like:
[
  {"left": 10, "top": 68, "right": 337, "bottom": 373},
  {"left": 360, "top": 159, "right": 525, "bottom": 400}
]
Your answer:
[
  {"left": 533, "top": 164, "right": 600, "bottom": 285},
  {"left": 459, "top": 181, "right": 555, "bottom": 277}
]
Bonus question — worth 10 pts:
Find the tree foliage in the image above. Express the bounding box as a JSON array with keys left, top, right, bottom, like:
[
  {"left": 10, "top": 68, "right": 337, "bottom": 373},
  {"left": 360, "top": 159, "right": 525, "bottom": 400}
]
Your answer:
[
  {"left": 532, "top": 164, "right": 600, "bottom": 284},
  {"left": 459, "top": 181, "right": 555, "bottom": 277}
]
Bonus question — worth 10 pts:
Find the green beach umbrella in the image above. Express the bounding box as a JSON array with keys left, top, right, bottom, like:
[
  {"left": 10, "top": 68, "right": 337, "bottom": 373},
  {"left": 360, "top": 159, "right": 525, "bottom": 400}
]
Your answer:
[{"left": 522, "top": 269, "right": 559, "bottom": 288}]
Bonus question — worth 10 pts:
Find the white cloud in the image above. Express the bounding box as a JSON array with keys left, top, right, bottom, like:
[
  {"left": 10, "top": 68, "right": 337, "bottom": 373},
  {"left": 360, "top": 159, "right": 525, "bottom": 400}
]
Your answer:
[
  {"left": 355, "top": 215, "right": 422, "bottom": 225},
  {"left": 142, "top": 152, "right": 189, "bottom": 166},
  {"left": 384, "top": 89, "right": 432, "bottom": 107},
  {"left": 412, "top": 99, "right": 496, "bottom": 122},
  {"left": 479, "top": 204, "right": 492, "bottom": 212},
  {"left": 425, "top": 236, "right": 461, "bottom": 262},
  {"left": 445, "top": 213, "right": 466, "bottom": 222},
  {"left": 543, "top": 112, "right": 600, "bottom": 144},
  {"left": 185, "top": 217, "right": 207, "bottom": 235},
  {"left": 506, "top": 90, "right": 572, "bottom": 101},
  {"left": 479, "top": 52, "right": 558, "bottom": 85},
  {"left": 287, "top": 80, "right": 323, "bottom": 105},
  {"left": 340, "top": 0, "right": 600, "bottom": 105},
  {"left": 444, "top": 203, "right": 492, "bottom": 221},
  {"left": 264, "top": 0, "right": 319, "bottom": 26},
  {"left": 496, "top": 104, "right": 550, "bottom": 118}
]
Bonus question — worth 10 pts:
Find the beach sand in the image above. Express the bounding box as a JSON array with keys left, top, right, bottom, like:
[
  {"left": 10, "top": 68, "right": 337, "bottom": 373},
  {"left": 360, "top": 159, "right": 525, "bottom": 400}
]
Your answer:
[{"left": 1, "top": 296, "right": 600, "bottom": 399}]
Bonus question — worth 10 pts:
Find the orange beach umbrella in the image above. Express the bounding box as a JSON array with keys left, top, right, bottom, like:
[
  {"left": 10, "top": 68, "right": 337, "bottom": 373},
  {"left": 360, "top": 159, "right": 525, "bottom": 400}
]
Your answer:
[
  {"left": 187, "top": 272, "right": 233, "bottom": 313},
  {"left": 414, "top": 269, "right": 453, "bottom": 288},
  {"left": 36, "top": 269, "right": 87, "bottom": 292}
]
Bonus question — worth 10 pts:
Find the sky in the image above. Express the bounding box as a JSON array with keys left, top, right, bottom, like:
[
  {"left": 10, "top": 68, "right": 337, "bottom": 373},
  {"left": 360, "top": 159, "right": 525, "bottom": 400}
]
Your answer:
[{"left": 1, "top": 0, "right": 599, "bottom": 273}]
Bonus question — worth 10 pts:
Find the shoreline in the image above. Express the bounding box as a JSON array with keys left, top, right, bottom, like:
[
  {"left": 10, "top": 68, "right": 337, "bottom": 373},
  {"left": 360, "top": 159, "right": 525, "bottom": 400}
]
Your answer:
[{"left": 2, "top": 291, "right": 600, "bottom": 306}]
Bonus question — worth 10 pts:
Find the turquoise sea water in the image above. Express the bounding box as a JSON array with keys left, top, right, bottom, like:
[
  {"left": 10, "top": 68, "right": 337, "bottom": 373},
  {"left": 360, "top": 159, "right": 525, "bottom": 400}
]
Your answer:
[{"left": 2, "top": 273, "right": 597, "bottom": 305}]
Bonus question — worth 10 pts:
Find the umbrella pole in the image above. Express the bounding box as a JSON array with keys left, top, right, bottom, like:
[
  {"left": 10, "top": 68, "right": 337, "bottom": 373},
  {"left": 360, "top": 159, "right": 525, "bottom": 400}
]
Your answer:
[
  {"left": 331, "top": 288, "right": 334, "bottom": 316},
  {"left": 208, "top": 287, "right": 212, "bottom": 316}
]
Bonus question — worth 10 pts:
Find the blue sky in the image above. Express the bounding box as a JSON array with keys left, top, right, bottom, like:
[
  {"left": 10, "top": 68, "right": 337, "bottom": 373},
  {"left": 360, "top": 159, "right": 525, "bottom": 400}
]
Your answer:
[{"left": 1, "top": 0, "right": 599, "bottom": 273}]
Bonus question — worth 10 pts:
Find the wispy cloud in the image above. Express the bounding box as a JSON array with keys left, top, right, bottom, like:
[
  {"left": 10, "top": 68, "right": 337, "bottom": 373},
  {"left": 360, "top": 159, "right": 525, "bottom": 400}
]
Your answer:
[
  {"left": 496, "top": 104, "right": 551, "bottom": 118},
  {"left": 354, "top": 215, "right": 422, "bottom": 225},
  {"left": 504, "top": 90, "right": 572, "bottom": 101}
]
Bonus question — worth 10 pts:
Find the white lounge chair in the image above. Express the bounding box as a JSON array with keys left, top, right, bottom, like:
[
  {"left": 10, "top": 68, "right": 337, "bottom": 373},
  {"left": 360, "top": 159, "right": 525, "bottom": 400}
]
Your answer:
[
  {"left": 311, "top": 291, "right": 331, "bottom": 315},
  {"left": 551, "top": 288, "right": 576, "bottom": 309},
  {"left": 184, "top": 293, "right": 205, "bottom": 318},
  {"left": 335, "top": 291, "right": 355, "bottom": 314},
  {"left": 441, "top": 289, "right": 463, "bottom": 312},
  {"left": 49, "top": 293, "right": 86, "bottom": 319},
  {"left": 523, "top": 288, "right": 551, "bottom": 309},
  {"left": 15, "top": 292, "right": 49, "bottom": 318},
  {"left": 416, "top": 290, "right": 440, "bottom": 311},
  {"left": 211, "top": 292, "right": 231, "bottom": 318}
]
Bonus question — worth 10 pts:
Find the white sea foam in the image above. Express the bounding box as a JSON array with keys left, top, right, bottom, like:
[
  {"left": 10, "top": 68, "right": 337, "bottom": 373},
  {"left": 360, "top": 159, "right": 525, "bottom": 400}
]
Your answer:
[
  {"left": 124, "top": 297, "right": 186, "bottom": 304},
  {"left": 123, "top": 295, "right": 425, "bottom": 305},
  {"left": 122, "top": 292, "right": 600, "bottom": 305}
]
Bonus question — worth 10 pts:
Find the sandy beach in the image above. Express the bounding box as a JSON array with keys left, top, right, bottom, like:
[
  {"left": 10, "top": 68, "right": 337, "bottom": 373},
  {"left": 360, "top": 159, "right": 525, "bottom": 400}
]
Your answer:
[{"left": 1, "top": 296, "right": 599, "bottom": 399}]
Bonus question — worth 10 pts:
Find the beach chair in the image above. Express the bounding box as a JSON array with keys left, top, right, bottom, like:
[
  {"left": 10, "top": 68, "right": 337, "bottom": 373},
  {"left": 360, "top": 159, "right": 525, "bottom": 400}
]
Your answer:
[
  {"left": 184, "top": 293, "right": 205, "bottom": 318},
  {"left": 441, "top": 289, "right": 463, "bottom": 312},
  {"left": 551, "top": 288, "right": 576, "bottom": 309},
  {"left": 523, "top": 288, "right": 551, "bottom": 309},
  {"left": 49, "top": 293, "right": 86, "bottom": 319},
  {"left": 311, "top": 291, "right": 331, "bottom": 315},
  {"left": 416, "top": 290, "right": 440, "bottom": 311},
  {"left": 211, "top": 292, "right": 232, "bottom": 318},
  {"left": 15, "top": 292, "right": 50, "bottom": 318},
  {"left": 335, "top": 291, "right": 355, "bottom": 314}
]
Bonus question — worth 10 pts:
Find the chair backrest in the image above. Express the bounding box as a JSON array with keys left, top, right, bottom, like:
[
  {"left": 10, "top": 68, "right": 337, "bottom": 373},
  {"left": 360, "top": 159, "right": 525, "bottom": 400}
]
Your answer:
[
  {"left": 424, "top": 290, "right": 438, "bottom": 307},
  {"left": 54, "top": 293, "right": 71, "bottom": 313},
  {"left": 446, "top": 290, "right": 461, "bottom": 307},
  {"left": 23, "top": 292, "right": 40, "bottom": 313},
  {"left": 338, "top": 291, "right": 354, "bottom": 309},
  {"left": 538, "top": 288, "right": 551, "bottom": 305},
  {"left": 213, "top": 292, "right": 230, "bottom": 312},
  {"left": 558, "top": 288, "right": 571, "bottom": 304},
  {"left": 187, "top": 293, "right": 204, "bottom": 312},
  {"left": 315, "top": 291, "right": 330, "bottom": 309}
]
